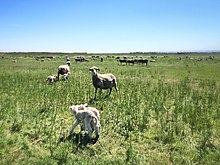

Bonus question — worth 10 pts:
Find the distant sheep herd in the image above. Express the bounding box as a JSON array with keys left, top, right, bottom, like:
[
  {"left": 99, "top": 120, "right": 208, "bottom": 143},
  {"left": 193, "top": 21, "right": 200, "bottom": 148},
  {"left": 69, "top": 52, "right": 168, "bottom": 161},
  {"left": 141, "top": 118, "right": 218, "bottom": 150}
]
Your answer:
[{"left": 118, "top": 58, "right": 149, "bottom": 65}]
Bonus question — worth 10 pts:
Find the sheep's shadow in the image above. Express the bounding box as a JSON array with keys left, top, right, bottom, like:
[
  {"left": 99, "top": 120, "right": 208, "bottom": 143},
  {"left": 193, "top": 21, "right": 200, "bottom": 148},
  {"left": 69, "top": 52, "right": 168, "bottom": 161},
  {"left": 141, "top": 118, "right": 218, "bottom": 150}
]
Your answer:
[
  {"left": 59, "top": 132, "right": 98, "bottom": 146},
  {"left": 89, "top": 95, "right": 111, "bottom": 103}
]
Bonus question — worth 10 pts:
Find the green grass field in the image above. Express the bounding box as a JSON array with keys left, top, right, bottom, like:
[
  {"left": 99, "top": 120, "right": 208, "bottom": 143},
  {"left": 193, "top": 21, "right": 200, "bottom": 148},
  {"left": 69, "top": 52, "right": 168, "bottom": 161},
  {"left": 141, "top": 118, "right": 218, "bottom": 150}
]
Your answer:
[{"left": 0, "top": 53, "right": 220, "bottom": 164}]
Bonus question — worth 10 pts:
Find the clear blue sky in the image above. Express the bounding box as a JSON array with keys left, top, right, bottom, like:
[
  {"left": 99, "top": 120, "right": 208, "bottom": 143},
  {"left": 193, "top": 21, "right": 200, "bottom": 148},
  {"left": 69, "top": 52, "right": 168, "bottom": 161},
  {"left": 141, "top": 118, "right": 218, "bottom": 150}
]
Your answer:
[{"left": 0, "top": 0, "right": 220, "bottom": 53}]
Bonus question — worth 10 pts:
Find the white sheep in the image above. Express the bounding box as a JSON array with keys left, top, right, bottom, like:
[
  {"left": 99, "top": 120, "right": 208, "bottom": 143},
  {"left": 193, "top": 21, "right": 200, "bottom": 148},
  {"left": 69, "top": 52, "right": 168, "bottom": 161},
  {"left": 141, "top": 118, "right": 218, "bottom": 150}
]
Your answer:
[
  {"left": 73, "top": 103, "right": 101, "bottom": 135},
  {"left": 58, "top": 61, "right": 71, "bottom": 80},
  {"left": 89, "top": 66, "right": 118, "bottom": 99},
  {"left": 70, "top": 104, "right": 101, "bottom": 139},
  {"left": 46, "top": 75, "right": 58, "bottom": 83}
]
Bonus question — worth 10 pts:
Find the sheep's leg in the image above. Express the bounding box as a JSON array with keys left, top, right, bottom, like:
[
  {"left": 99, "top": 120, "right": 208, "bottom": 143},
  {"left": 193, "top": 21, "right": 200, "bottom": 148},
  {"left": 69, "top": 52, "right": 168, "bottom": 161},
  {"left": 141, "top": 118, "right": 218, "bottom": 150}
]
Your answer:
[
  {"left": 112, "top": 79, "right": 118, "bottom": 92},
  {"left": 108, "top": 88, "right": 112, "bottom": 95},
  {"left": 87, "top": 127, "right": 93, "bottom": 139},
  {"left": 99, "top": 88, "right": 102, "bottom": 99},
  {"left": 114, "top": 84, "right": 118, "bottom": 92},
  {"left": 95, "top": 121, "right": 100, "bottom": 138},
  {"left": 84, "top": 118, "right": 93, "bottom": 139},
  {"left": 95, "top": 126, "right": 100, "bottom": 137},
  {"left": 70, "top": 120, "right": 80, "bottom": 134},
  {"left": 94, "top": 88, "right": 98, "bottom": 99}
]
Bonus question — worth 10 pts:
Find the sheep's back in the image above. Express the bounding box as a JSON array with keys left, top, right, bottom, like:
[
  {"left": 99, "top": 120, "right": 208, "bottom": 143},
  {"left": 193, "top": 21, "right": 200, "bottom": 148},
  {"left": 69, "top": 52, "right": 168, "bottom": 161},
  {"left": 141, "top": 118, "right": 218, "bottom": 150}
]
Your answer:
[
  {"left": 85, "top": 107, "right": 100, "bottom": 120},
  {"left": 98, "top": 73, "right": 116, "bottom": 81},
  {"left": 58, "top": 65, "right": 70, "bottom": 74},
  {"left": 92, "top": 73, "right": 117, "bottom": 89},
  {"left": 58, "top": 64, "right": 70, "bottom": 70}
]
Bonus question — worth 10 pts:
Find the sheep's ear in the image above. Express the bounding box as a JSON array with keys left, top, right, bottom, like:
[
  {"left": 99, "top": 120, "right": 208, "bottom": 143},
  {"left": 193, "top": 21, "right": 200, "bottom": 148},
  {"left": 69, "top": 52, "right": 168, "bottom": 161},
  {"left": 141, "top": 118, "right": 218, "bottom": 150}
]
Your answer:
[
  {"left": 70, "top": 105, "right": 75, "bottom": 112},
  {"left": 83, "top": 103, "right": 88, "bottom": 107},
  {"left": 90, "top": 66, "right": 99, "bottom": 71}
]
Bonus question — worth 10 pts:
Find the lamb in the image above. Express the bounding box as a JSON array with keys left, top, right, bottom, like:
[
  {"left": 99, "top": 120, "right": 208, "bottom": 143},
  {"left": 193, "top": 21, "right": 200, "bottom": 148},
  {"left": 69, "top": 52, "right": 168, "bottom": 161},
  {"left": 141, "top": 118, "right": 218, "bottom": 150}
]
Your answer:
[
  {"left": 46, "top": 75, "right": 58, "bottom": 83},
  {"left": 72, "top": 103, "right": 100, "bottom": 135},
  {"left": 57, "top": 61, "right": 71, "bottom": 80},
  {"left": 70, "top": 104, "right": 101, "bottom": 139},
  {"left": 89, "top": 66, "right": 118, "bottom": 99}
]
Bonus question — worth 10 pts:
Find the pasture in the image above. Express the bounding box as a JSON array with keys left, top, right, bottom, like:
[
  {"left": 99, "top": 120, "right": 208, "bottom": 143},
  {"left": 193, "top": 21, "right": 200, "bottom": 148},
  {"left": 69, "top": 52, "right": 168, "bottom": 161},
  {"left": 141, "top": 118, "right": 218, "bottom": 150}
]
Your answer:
[{"left": 0, "top": 53, "right": 220, "bottom": 164}]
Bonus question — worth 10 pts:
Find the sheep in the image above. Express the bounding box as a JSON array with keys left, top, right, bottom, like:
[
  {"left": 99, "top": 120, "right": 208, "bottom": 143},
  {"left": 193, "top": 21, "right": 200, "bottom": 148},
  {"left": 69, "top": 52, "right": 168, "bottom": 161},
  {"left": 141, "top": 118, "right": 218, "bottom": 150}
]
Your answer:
[
  {"left": 70, "top": 104, "right": 100, "bottom": 140},
  {"left": 57, "top": 61, "right": 71, "bottom": 80},
  {"left": 126, "top": 59, "right": 135, "bottom": 65},
  {"left": 118, "top": 59, "right": 127, "bottom": 65},
  {"left": 46, "top": 75, "right": 58, "bottom": 83},
  {"left": 72, "top": 103, "right": 101, "bottom": 137},
  {"left": 89, "top": 66, "right": 118, "bottom": 99},
  {"left": 135, "top": 59, "right": 148, "bottom": 65}
]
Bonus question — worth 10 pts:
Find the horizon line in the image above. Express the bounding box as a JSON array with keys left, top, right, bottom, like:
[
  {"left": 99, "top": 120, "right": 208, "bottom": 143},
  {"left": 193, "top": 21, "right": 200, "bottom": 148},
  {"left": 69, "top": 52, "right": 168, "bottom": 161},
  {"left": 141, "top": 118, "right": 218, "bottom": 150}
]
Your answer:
[{"left": 1, "top": 50, "right": 220, "bottom": 54}]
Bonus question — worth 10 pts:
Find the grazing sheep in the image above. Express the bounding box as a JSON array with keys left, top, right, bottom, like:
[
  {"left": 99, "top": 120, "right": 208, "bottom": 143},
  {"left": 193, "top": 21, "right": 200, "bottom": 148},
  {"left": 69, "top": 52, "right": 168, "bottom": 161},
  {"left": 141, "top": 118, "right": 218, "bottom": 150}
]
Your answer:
[
  {"left": 89, "top": 66, "right": 118, "bottom": 99},
  {"left": 70, "top": 105, "right": 100, "bottom": 139},
  {"left": 126, "top": 59, "right": 135, "bottom": 65},
  {"left": 100, "top": 57, "right": 103, "bottom": 62},
  {"left": 75, "top": 56, "right": 85, "bottom": 63},
  {"left": 118, "top": 59, "right": 127, "bottom": 65},
  {"left": 46, "top": 75, "right": 58, "bottom": 83},
  {"left": 135, "top": 59, "right": 148, "bottom": 65},
  {"left": 150, "top": 59, "right": 156, "bottom": 62},
  {"left": 58, "top": 61, "right": 71, "bottom": 80}
]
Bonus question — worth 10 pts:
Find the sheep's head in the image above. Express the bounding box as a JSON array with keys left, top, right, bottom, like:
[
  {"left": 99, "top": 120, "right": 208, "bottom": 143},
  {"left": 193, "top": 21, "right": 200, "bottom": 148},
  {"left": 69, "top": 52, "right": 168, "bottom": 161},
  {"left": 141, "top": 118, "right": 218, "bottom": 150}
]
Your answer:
[
  {"left": 70, "top": 105, "right": 78, "bottom": 115},
  {"left": 66, "top": 61, "right": 71, "bottom": 66},
  {"left": 54, "top": 76, "right": 58, "bottom": 81},
  {"left": 89, "top": 66, "right": 100, "bottom": 76}
]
